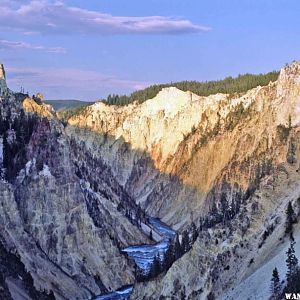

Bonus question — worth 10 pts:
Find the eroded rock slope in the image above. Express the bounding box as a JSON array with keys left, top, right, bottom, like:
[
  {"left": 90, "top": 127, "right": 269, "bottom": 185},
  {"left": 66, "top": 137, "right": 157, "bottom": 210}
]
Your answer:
[
  {"left": 68, "top": 62, "right": 300, "bottom": 299},
  {"left": 0, "top": 75, "right": 149, "bottom": 299}
]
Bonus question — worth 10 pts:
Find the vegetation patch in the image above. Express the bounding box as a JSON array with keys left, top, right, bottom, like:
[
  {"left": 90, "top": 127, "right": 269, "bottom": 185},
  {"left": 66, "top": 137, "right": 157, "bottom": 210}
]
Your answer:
[
  {"left": 103, "top": 71, "right": 279, "bottom": 106},
  {"left": 58, "top": 105, "right": 89, "bottom": 124}
]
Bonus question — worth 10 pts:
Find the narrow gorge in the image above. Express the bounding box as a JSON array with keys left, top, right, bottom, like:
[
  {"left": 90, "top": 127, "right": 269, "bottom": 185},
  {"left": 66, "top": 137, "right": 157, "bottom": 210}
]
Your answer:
[{"left": 1, "top": 61, "right": 300, "bottom": 299}]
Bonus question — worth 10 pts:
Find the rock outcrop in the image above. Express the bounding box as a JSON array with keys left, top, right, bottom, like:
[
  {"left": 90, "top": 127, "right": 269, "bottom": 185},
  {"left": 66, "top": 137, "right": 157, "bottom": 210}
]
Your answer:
[
  {"left": 0, "top": 63, "right": 8, "bottom": 96},
  {"left": 0, "top": 64, "right": 6, "bottom": 80}
]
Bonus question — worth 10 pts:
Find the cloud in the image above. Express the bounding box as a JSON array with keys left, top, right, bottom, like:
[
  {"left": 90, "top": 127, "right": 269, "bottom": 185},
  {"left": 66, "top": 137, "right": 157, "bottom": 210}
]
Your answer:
[
  {"left": 0, "top": 39, "right": 66, "bottom": 53},
  {"left": 0, "top": 0, "right": 211, "bottom": 35},
  {"left": 6, "top": 66, "right": 150, "bottom": 100}
]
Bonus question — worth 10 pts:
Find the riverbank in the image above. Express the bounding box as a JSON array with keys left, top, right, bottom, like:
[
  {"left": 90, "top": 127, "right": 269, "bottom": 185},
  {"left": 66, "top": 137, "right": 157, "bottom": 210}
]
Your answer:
[{"left": 95, "top": 218, "right": 176, "bottom": 300}]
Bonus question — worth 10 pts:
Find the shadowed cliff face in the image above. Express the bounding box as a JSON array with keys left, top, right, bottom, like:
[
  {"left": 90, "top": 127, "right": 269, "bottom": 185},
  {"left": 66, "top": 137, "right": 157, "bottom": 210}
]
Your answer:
[
  {"left": 67, "top": 62, "right": 300, "bottom": 229},
  {"left": 127, "top": 64, "right": 300, "bottom": 299},
  {"left": 65, "top": 126, "right": 205, "bottom": 229},
  {"left": 130, "top": 129, "right": 300, "bottom": 299},
  {"left": 0, "top": 90, "right": 151, "bottom": 299}
]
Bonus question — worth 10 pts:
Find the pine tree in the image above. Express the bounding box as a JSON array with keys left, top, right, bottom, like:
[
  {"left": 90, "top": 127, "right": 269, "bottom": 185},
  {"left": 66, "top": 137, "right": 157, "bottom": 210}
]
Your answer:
[
  {"left": 150, "top": 254, "right": 161, "bottom": 278},
  {"left": 211, "top": 200, "right": 218, "bottom": 214},
  {"left": 174, "top": 234, "right": 181, "bottom": 260},
  {"left": 211, "top": 201, "right": 218, "bottom": 222},
  {"left": 163, "top": 241, "right": 174, "bottom": 270},
  {"left": 149, "top": 229, "right": 153, "bottom": 240},
  {"left": 270, "top": 267, "right": 281, "bottom": 299},
  {"left": 285, "top": 201, "right": 295, "bottom": 235},
  {"left": 104, "top": 71, "right": 279, "bottom": 106},
  {"left": 220, "top": 193, "right": 229, "bottom": 223},
  {"left": 286, "top": 240, "right": 298, "bottom": 290},
  {"left": 135, "top": 266, "right": 145, "bottom": 282},
  {"left": 190, "top": 222, "right": 198, "bottom": 243}
]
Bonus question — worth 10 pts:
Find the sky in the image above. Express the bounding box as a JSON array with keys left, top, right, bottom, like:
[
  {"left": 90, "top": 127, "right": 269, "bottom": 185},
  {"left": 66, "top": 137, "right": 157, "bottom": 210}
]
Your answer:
[{"left": 0, "top": 0, "right": 300, "bottom": 101}]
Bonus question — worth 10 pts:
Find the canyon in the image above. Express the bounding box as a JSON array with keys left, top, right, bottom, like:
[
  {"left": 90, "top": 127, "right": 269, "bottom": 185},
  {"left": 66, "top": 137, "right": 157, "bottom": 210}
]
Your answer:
[{"left": 1, "top": 61, "right": 300, "bottom": 299}]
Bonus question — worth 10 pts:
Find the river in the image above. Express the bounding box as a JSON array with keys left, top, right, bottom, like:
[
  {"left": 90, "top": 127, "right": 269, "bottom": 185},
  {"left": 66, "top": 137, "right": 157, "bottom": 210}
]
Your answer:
[{"left": 95, "top": 218, "right": 176, "bottom": 300}]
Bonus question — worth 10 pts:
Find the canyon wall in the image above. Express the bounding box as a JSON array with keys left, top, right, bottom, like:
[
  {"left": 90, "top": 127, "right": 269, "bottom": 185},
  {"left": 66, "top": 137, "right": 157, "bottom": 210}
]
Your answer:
[{"left": 1, "top": 62, "right": 300, "bottom": 299}]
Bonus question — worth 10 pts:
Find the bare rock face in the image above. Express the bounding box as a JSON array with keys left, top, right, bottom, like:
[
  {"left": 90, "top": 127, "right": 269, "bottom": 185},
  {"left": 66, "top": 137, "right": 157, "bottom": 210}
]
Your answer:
[
  {"left": 0, "top": 83, "right": 149, "bottom": 299},
  {"left": 0, "top": 63, "right": 8, "bottom": 96},
  {"left": 68, "top": 62, "right": 300, "bottom": 298},
  {"left": 128, "top": 62, "right": 300, "bottom": 299},
  {"left": 23, "top": 97, "right": 55, "bottom": 118},
  {"left": 131, "top": 141, "right": 300, "bottom": 299},
  {"left": 67, "top": 62, "right": 300, "bottom": 227},
  {"left": 68, "top": 87, "right": 226, "bottom": 168},
  {"left": 0, "top": 64, "right": 5, "bottom": 80}
]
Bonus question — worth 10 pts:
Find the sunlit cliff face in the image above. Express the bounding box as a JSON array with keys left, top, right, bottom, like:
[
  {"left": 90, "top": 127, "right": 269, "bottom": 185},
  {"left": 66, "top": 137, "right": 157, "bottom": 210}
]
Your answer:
[{"left": 68, "top": 63, "right": 300, "bottom": 195}]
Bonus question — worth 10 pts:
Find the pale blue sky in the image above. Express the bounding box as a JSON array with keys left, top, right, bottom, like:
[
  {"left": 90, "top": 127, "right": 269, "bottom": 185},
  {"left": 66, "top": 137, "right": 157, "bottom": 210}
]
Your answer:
[{"left": 1, "top": 0, "right": 300, "bottom": 100}]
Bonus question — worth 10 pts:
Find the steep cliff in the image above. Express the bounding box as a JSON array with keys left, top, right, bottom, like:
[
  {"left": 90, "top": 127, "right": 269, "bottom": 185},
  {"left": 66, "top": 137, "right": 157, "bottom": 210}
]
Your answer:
[
  {"left": 129, "top": 63, "right": 300, "bottom": 299},
  {"left": 67, "top": 63, "right": 298, "bottom": 227},
  {"left": 0, "top": 69, "right": 150, "bottom": 299},
  {"left": 68, "top": 62, "right": 300, "bottom": 298}
]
